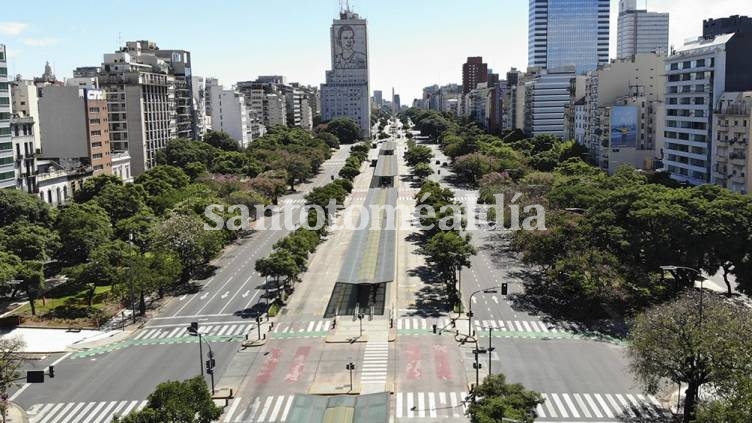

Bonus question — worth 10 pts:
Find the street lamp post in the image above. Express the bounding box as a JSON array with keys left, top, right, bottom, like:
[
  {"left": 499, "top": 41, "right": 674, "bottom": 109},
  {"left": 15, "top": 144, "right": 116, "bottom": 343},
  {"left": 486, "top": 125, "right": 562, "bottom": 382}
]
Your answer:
[
  {"left": 346, "top": 361, "right": 355, "bottom": 391},
  {"left": 468, "top": 288, "right": 499, "bottom": 337},
  {"left": 187, "top": 322, "right": 216, "bottom": 394},
  {"left": 357, "top": 313, "right": 364, "bottom": 337},
  {"left": 487, "top": 326, "right": 494, "bottom": 376}
]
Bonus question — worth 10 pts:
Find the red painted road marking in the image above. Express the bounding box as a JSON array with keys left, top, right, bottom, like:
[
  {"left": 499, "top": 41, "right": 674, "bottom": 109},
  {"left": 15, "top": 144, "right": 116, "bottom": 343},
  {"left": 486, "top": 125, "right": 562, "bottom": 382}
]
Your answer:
[
  {"left": 284, "top": 346, "right": 311, "bottom": 382},
  {"left": 256, "top": 348, "right": 282, "bottom": 384},
  {"left": 405, "top": 343, "right": 422, "bottom": 380},
  {"left": 433, "top": 344, "right": 452, "bottom": 381}
]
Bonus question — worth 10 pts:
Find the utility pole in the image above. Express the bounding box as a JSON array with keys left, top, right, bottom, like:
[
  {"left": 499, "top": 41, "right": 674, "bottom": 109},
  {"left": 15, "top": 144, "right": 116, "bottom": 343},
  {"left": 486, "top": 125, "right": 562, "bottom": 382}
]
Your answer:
[{"left": 488, "top": 326, "right": 494, "bottom": 376}]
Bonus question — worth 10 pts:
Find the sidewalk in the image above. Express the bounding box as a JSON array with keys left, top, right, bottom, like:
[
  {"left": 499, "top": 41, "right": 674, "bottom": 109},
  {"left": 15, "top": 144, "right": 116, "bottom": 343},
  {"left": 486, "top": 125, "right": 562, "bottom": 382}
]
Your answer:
[
  {"left": 0, "top": 326, "right": 130, "bottom": 354},
  {"left": 4, "top": 402, "right": 29, "bottom": 423}
]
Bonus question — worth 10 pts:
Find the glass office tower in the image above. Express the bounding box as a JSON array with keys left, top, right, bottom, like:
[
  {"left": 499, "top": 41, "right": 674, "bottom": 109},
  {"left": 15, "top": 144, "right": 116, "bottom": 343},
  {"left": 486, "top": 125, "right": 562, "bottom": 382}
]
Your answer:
[{"left": 528, "top": 0, "right": 610, "bottom": 74}]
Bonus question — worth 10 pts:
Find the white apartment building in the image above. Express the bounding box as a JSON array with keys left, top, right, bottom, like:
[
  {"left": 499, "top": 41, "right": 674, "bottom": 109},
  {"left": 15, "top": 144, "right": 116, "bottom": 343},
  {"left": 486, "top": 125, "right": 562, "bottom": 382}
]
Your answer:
[
  {"left": 207, "top": 79, "right": 252, "bottom": 148},
  {"left": 0, "top": 45, "right": 15, "bottom": 189},
  {"left": 713, "top": 92, "right": 752, "bottom": 194},
  {"left": 663, "top": 34, "right": 741, "bottom": 185},
  {"left": 524, "top": 66, "right": 576, "bottom": 138},
  {"left": 10, "top": 78, "right": 41, "bottom": 152}
]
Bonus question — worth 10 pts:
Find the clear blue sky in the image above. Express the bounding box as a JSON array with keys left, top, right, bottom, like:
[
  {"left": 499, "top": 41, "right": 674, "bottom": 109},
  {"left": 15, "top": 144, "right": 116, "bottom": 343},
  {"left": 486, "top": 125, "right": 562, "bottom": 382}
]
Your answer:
[{"left": 2, "top": 0, "right": 749, "bottom": 101}]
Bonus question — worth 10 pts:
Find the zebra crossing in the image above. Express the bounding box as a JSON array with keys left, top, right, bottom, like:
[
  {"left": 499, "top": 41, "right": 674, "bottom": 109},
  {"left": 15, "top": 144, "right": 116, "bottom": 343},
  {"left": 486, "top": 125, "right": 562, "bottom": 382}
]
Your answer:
[
  {"left": 27, "top": 400, "right": 148, "bottom": 423},
  {"left": 133, "top": 323, "right": 253, "bottom": 341},
  {"left": 392, "top": 391, "right": 667, "bottom": 421},
  {"left": 397, "top": 317, "right": 588, "bottom": 336},
  {"left": 361, "top": 340, "right": 389, "bottom": 385},
  {"left": 394, "top": 391, "right": 469, "bottom": 419},
  {"left": 279, "top": 198, "right": 307, "bottom": 206},
  {"left": 223, "top": 395, "right": 296, "bottom": 423},
  {"left": 271, "top": 319, "right": 332, "bottom": 334}
]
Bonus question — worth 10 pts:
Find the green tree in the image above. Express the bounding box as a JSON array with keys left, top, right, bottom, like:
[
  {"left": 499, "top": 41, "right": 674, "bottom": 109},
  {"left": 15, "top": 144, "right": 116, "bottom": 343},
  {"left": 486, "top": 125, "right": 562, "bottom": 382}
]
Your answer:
[
  {"left": 0, "top": 189, "right": 54, "bottom": 227},
  {"left": 420, "top": 231, "right": 476, "bottom": 302},
  {"left": 323, "top": 118, "right": 361, "bottom": 144},
  {"left": 148, "top": 213, "right": 223, "bottom": 281},
  {"left": 203, "top": 130, "right": 240, "bottom": 151},
  {"left": 55, "top": 203, "right": 113, "bottom": 265},
  {"left": 0, "top": 337, "right": 26, "bottom": 423},
  {"left": 468, "top": 373, "right": 543, "bottom": 423},
  {"left": 315, "top": 132, "right": 340, "bottom": 149},
  {"left": 73, "top": 174, "right": 123, "bottom": 203},
  {"left": 404, "top": 145, "right": 433, "bottom": 166},
  {"left": 453, "top": 153, "right": 498, "bottom": 185},
  {"left": 94, "top": 182, "right": 151, "bottom": 223},
  {"left": 627, "top": 291, "right": 752, "bottom": 423},
  {"left": 115, "top": 377, "right": 221, "bottom": 423},
  {"left": 413, "top": 162, "right": 433, "bottom": 181},
  {"left": 16, "top": 261, "right": 44, "bottom": 316},
  {"left": 255, "top": 249, "right": 300, "bottom": 297},
  {"left": 157, "top": 138, "right": 216, "bottom": 168},
  {"left": 0, "top": 221, "right": 60, "bottom": 261},
  {"left": 0, "top": 252, "right": 21, "bottom": 288}
]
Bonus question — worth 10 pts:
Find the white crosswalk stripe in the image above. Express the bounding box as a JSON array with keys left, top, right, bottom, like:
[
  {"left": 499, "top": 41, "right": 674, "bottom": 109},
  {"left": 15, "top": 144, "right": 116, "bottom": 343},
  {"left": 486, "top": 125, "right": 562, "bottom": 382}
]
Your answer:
[
  {"left": 271, "top": 320, "right": 333, "bottom": 334},
  {"left": 394, "top": 391, "right": 667, "bottom": 421},
  {"left": 361, "top": 341, "right": 389, "bottom": 384},
  {"left": 227, "top": 395, "right": 298, "bottom": 422},
  {"left": 136, "top": 323, "right": 252, "bottom": 340},
  {"left": 28, "top": 400, "right": 148, "bottom": 423},
  {"left": 396, "top": 317, "right": 591, "bottom": 336}
]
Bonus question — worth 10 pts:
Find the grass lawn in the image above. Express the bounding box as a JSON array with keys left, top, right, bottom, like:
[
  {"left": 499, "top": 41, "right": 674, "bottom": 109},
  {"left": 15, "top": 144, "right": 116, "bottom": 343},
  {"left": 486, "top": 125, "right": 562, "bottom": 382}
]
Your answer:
[{"left": 14, "top": 285, "right": 120, "bottom": 328}]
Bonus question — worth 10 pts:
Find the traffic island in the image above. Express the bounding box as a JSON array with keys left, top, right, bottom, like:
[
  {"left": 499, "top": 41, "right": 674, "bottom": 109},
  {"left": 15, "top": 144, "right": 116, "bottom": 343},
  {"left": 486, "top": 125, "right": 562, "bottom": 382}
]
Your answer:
[
  {"left": 241, "top": 338, "right": 267, "bottom": 348},
  {"left": 308, "top": 382, "right": 361, "bottom": 395}
]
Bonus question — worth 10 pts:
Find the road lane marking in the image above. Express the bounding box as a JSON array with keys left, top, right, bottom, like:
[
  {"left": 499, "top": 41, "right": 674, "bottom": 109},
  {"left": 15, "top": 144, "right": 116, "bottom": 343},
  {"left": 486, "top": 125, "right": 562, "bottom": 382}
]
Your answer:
[{"left": 170, "top": 276, "right": 216, "bottom": 317}]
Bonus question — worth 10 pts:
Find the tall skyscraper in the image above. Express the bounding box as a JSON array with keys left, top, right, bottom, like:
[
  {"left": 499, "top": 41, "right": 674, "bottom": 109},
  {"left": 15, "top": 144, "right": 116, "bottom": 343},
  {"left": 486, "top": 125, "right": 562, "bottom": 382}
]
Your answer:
[
  {"left": 462, "top": 57, "right": 488, "bottom": 94},
  {"left": 320, "top": 5, "right": 371, "bottom": 138},
  {"left": 617, "top": 0, "right": 669, "bottom": 59},
  {"left": 528, "top": 0, "right": 610, "bottom": 74}
]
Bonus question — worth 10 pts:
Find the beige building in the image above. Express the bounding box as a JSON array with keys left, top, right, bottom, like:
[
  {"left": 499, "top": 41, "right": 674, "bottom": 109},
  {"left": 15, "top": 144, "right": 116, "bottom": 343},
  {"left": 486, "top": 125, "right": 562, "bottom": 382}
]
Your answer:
[
  {"left": 583, "top": 53, "right": 665, "bottom": 172},
  {"left": 713, "top": 92, "right": 752, "bottom": 194},
  {"left": 99, "top": 44, "right": 177, "bottom": 176}
]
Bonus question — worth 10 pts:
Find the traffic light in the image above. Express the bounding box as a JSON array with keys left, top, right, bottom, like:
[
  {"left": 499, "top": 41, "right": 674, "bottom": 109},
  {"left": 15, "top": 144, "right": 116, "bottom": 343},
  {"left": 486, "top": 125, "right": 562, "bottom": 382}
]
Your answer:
[
  {"left": 188, "top": 321, "right": 198, "bottom": 335},
  {"left": 49, "top": 365, "right": 54, "bottom": 378},
  {"left": 501, "top": 283, "right": 508, "bottom": 296}
]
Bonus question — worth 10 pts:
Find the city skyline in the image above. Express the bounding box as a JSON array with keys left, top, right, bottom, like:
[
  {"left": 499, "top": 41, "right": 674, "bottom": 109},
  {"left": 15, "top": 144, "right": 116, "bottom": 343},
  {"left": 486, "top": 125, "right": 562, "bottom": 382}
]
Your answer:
[{"left": 1, "top": 0, "right": 748, "bottom": 101}]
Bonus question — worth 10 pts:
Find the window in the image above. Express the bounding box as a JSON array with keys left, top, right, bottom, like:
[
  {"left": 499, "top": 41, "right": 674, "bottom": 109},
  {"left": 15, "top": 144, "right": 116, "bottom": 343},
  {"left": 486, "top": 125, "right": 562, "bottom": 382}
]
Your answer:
[
  {"left": 90, "top": 130, "right": 101, "bottom": 136},
  {"left": 0, "top": 157, "right": 12, "bottom": 165},
  {"left": 0, "top": 67, "right": 7, "bottom": 77},
  {"left": 88, "top": 107, "right": 100, "bottom": 113},
  {"left": 0, "top": 113, "right": 9, "bottom": 121},
  {"left": 0, "top": 171, "right": 14, "bottom": 181},
  {"left": 92, "top": 142, "right": 102, "bottom": 148},
  {"left": 89, "top": 119, "right": 100, "bottom": 125},
  {"left": 0, "top": 127, "right": 10, "bottom": 136},
  {"left": 0, "top": 98, "right": 8, "bottom": 106},
  {"left": 0, "top": 82, "right": 7, "bottom": 91}
]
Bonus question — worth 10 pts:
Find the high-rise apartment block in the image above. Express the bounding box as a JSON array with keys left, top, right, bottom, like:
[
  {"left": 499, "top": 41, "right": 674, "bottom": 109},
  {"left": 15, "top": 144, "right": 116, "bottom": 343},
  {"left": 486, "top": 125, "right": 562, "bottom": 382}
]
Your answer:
[
  {"left": 321, "top": 6, "right": 371, "bottom": 138},
  {"left": 98, "top": 41, "right": 178, "bottom": 176},
  {"left": 528, "top": 0, "right": 610, "bottom": 74},
  {"left": 524, "top": 66, "right": 576, "bottom": 137},
  {"left": 713, "top": 92, "right": 752, "bottom": 194},
  {"left": 0, "top": 45, "right": 14, "bottom": 188},
  {"left": 616, "top": 0, "right": 669, "bottom": 59},
  {"left": 582, "top": 53, "right": 666, "bottom": 173},
  {"left": 38, "top": 86, "right": 115, "bottom": 177},
  {"left": 663, "top": 30, "right": 752, "bottom": 185},
  {"left": 207, "top": 79, "right": 252, "bottom": 148},
  {"left": 462, "top": 57, "right": 488, "bottom": 94}
]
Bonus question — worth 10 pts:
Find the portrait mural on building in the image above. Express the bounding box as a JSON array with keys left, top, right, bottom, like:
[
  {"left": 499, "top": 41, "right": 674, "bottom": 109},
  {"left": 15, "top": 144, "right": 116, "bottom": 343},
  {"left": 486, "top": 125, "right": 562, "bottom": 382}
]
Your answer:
[{"left": 333, "top": 24, "right": 367, "bottom": 69}]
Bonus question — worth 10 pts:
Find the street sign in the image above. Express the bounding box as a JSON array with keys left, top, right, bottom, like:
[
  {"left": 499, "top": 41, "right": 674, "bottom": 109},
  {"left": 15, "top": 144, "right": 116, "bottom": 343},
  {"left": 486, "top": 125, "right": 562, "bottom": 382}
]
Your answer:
[{"left": 27, "top": 370, "right": 44, "bottom": 383}]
